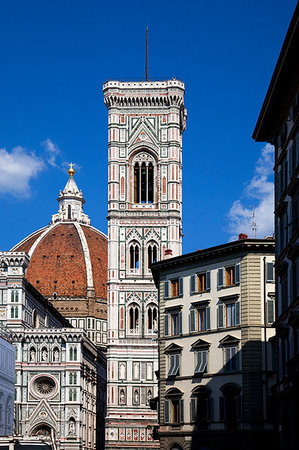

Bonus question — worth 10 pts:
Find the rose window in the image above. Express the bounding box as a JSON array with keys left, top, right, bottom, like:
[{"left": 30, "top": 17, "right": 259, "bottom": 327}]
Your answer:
[{"left": 35, "top": 377, "right": 56, "bottom": 396}]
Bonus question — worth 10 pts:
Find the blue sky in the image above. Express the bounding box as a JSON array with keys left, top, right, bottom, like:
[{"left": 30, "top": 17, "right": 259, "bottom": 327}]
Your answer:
[{"left": 0, "top": 0, "right": 297, "bottom": 253}]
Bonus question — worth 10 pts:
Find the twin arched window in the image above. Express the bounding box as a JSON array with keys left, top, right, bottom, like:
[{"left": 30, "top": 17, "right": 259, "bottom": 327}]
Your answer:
[
  {"left": 130, "top": 243, "right": 139, "bottom": 269},
  {"left": 129, "top": 303, "right": 139, "bottom": 330},
  {"left": 148, "top": 244, "right": 157, "bottom": 267},
  {"left": 69, "top": 347, "right": 78, "bottom": 361},
  {"left": 10, "top": 306, "right": 18, "bottom": 318},
  {"left": 129, "top": 241, "right": 158, "bottom": 272},
  {"left": 147, "top": 304, "right": 158, "bottom": 331}
]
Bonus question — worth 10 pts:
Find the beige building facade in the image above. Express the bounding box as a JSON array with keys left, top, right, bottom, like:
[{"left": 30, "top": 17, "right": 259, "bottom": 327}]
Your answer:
[{"left": 151, "top": 237, "right": 277, "bottom": 450}]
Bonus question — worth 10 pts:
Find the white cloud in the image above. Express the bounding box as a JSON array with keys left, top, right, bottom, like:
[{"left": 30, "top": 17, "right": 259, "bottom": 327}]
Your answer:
[
  {"left": 227, "top": 143, "right": 274, "bottom": 240},
  {"left": 0, "top": 146, "right": 44, "bottom": 197},
  {"left": 41, "top": 138, "right": 61, "bottom": 167}
]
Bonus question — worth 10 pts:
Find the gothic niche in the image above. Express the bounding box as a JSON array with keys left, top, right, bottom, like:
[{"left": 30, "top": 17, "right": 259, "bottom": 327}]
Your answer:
[
  {"left": 133, "top": 152, "right": 155, "bottom": 204},
  {"left": 32, "top": 424, "right": 52, "bottom": 437},
  {"left": 34, "top": 376, "right": 56, "bottom": 397}
]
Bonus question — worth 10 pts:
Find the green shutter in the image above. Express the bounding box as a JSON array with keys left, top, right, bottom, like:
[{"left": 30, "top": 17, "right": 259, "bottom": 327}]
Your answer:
[
  {"left": 179, "top": 399, "right": 184, "bottom": 424},
  {"left": 190, "top": 274, "right": 196, "bottom": 294},
  {"left": 190, "top": 398, "right": 196, "bottom": 423},
  {"left": 206, "top": 306, "right": 211, "bottom": 330},
  {"left": 267, "top": 299, "right": 275, "bottom": 324},
  {"left": 235, "top": 264, "right": 240, "bottom": 284},
  {"left": 206, "top": 271, "right": 211, "bottom": 290},
  {"left": 164, "top": 280, "right": 169, "bottom": 299},
  {"left": 164, "top": 400, "right": 170, "bottom": 423},
  {"left": 218, "top": 304, "right": 224, "bottom": 328},
  {"left": 218, "top": 268, "right": 224, "bottom": 287},
  {"left": 179, "top": 277, "right": 183, "bottom": 296},
  {"left": 164, "top": 314, "right": 169, "bottom": 336},
  {"left": 189, "top": 308, "right": 195, "bottom": 333},
  {"left": 235, "top": 301, "right": 240, "bottom": 326}
]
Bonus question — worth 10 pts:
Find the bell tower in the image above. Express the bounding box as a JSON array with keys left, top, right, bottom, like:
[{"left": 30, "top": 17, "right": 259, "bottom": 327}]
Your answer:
[{"left": 103, "top": 79, "right": 187, "bottom": 449}]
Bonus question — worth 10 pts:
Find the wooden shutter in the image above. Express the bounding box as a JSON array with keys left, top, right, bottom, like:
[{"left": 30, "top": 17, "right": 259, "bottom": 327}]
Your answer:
[
  {"left": 179, "top": 277, "right": 183, "bottom": 296},
  {"left": 206, "top": 306, "right": 211, "bottom": 330},
  {"left": 266, "top": 262, "right": 274, "bottom": 282},
  {"left": 190, "top": 274, "right": 196, "bottom": 294},
  {"left": 224, "top": 347, "right": 231, "bottom": 371},
  {"left": 164, "top": 313, "right": 169, "bottom": 336},
  {"left": 235, "top": 263, "right": 240, "bottom": 284},
  {"left": 164, "top": 280, "right": 169, "bottom": 299},
  {"left": 179, "top": 399, "right": 184, "bottom": 424},
  {"left": 208, "top": 397, "right": 213, "bottom": 421},
  {"left": 219, "top": 396, "right": 225, "bottom": 421},
  {"left": 190, "top": 398, "right": 196, "bottom": 423},
  {"left": 189, "top": 308, "right": 196, "bottom": 333},
  {"left": 179, "top": 311, "right": 183, "bottom": 335},
  {"left": 206, "top": 271, "right": 211, "bottom": 290},
  {"left": 267, "top": 299, "right": 275, "bottom": 324},
  {"left": 218, "top": 268, "right": 224, "bottom": 288},
  {"left": 235, "top": 301, "right": 240, "bottom": 326},
  {"left": 218, "top": 304, "right": 224, "bottom": 328},
  {"left": 164, "top": 400, "right": 170, "bottom": 423}
]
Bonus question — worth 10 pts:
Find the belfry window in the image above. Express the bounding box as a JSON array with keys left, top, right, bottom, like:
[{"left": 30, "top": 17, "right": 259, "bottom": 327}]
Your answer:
[
  {"left": 129, "top": 303, "right": 139, "bottom": 330},
  {"left": 148, "top": 244, "right": 158, "bottom": 267},
  {"left": 134, "top": 160, "right": 154, "bottom": 204},
  {"left": 68, "top": 205, "right": 72, "bottom": 220},
  {"left": 147, "top": 305, "right": 158, "bottom": 330},
  {"left": 130, "top": 244, "right": 139, "bottom": 269}
]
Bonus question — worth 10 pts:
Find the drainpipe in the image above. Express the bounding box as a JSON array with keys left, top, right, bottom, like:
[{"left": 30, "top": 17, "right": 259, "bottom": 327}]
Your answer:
[{"left": 263, "top": 257, "right": 268, "bottom": 422}]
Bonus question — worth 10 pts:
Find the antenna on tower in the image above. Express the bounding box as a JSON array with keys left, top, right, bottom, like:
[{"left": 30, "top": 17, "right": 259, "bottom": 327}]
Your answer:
[
  {"left": 146, "top": 26, "right": 149, "bottom": 81},
  {"left": 251, "top": 206, "right": 257, "bottom": 239}
]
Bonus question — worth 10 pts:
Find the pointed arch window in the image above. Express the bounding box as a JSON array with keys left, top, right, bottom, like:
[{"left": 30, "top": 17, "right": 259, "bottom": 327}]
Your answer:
[
  {"left": 128, "top": 303, "right": 140, "bottom": 333},
  {"left": 130, "top": 243, "right": 140, "bottom": 270},
  {"left": 133, "top": 153, "right": 155, "bottom": 204},
  {"left": 147, "top": 304, "right": 158, "bottom": 333},
  {"left": 148, "top": 243, "right": 158, "bottom": 268},
  {"left": 68, "top": 204, "right": 72, "bottom": 220}
]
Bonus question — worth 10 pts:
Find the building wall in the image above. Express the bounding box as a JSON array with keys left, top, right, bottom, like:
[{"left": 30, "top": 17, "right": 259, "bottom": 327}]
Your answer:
[
  {"left": 103, "top": 79, "right": 186, "bottom": 449},
  {"left": 154, "top": 241, "right": 276, "bottom": 450},
  {"left": 0, "top": 333, "right": 15, "bottom": 436}
]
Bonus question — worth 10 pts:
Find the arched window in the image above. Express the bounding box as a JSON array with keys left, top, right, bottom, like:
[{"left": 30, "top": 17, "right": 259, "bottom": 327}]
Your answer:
[
  {"left": 147, "top": 304, "right": 158, "bottom": 332},
  {"left": 10, "top": 307, "right": 14, "bottom": 318},
  {"left": 11, "top": 290, "right": 19, "bottom": 302},
  {"left": 74, "top": 347, "right": 77, "bottom": 361},
  {"left": 133, "top": 153, "right": 155, "bottom": 204},
  {"left": 219, "top": 383, "right": 242, "bottom": 429},
  {"left": 128, "top": 303, "right": 140, "bottom": 332},
  {"left": 68, "top": 205, "right": 72, "bottom": 220},
  {"left": 129, "top": 243, "right": 140, "bottom": 270},
  {"left": 15, "top": 306, "right": 18, "bottom": 318},
  {"left": 148, "top": 243, "right": 158, "bottom": 267},
  {"left": 190, "top": 387, "right": 212, "bottom": 429},
  {"left": 70, "top": 347, "right": 73, "bottom": 361}
]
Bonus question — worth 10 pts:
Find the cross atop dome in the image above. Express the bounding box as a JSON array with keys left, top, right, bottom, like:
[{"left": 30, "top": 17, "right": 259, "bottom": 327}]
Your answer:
[{"left": 51, "top": 165, "right": 90, "bottom": 225}]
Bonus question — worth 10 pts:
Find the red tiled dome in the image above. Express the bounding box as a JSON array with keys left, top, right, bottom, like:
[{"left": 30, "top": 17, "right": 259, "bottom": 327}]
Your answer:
[
  {"left": 12, "top": 222, "right": 107, "bottom": 300},
  {"left": 11, "top": 170, "right": 108, "bottom": 303}
]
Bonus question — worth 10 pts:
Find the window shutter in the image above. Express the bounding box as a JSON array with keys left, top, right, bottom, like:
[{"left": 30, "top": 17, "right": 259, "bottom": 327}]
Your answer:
[
  {"left": 189, "top": 308, "right": 196, "bottom": 333},
  {"left": 164, "top": 314, "right": 169, "bottom": 336},
  {"left": 190, "top": 398, "right": 196, "bottom": 423},
  {"left": 219, "top": 396, "right": 225, "bottom": 421},
  {"left": 179, "top": 311, "right": 183, "bottom": 335},
  {"left": 164, "top": 400, "right": 169, "bottom": 423},
  {"left": 235, "top": 301, "right": 240, "bottom": 326},
  {"left": 179, "top": 399, "right": 184, "bottom": 424},
  {"left": 218, "top": 304, "right": 224, "bottom": 328},
  {"left": 208, "top": 397, "right": 213, "bottom": 421},
  {"left": 266, "top": 262, "right": 274, "bottom": 282},
  {"left": 175, "top": 353, "right": 180, "bottom": 376},
  {"left": 190, "top": 274, "right": 196, "bottom": 294},
  {"left": 164, "top": 281, "right": 169, "bottom": 299},
  {"left": 237, "top": 395, "right": 242, "bottom": 421},
  {"left": 206, "top": 271, "right": 211, "bottom": 290},
  {"left": 267, "top": 299, "right": 275, "bottom": 324},
  {"left": 179, "top": 277, "right": 183, "bottom": 296},
  {"left": 206, "top": 306, "right": 211, "bottom": 330},
  {"left": 235, "top": 264, "right": 240, "bottom": 284},
  {"left": 225, "top": 347, "right": 231, "bottom": 371},
  {"left": 218, "top": 268, "right": 224, "bottom": 288}
]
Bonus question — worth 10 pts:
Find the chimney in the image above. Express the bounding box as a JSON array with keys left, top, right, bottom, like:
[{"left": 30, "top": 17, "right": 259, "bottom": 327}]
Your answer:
[
  {"left": 238, "top": 233, "right": 248, "bottom": 240},
  {"left": 164, "top": 249, "right": 173, "bottom": 260}
]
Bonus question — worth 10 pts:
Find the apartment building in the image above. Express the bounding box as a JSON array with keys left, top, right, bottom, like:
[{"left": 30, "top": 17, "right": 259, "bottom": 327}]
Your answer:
[
  {"left": 151, "top": 237, "right": 276, "bottom": 450},
  {"left": 252, "top": 4, "right": 299, "bottom": 449}
]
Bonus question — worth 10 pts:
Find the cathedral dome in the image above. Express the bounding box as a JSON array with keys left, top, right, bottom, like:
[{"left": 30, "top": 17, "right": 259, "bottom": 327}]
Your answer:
[{"left": 11, "top": 168, "right": 108, "bottom": 303}]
